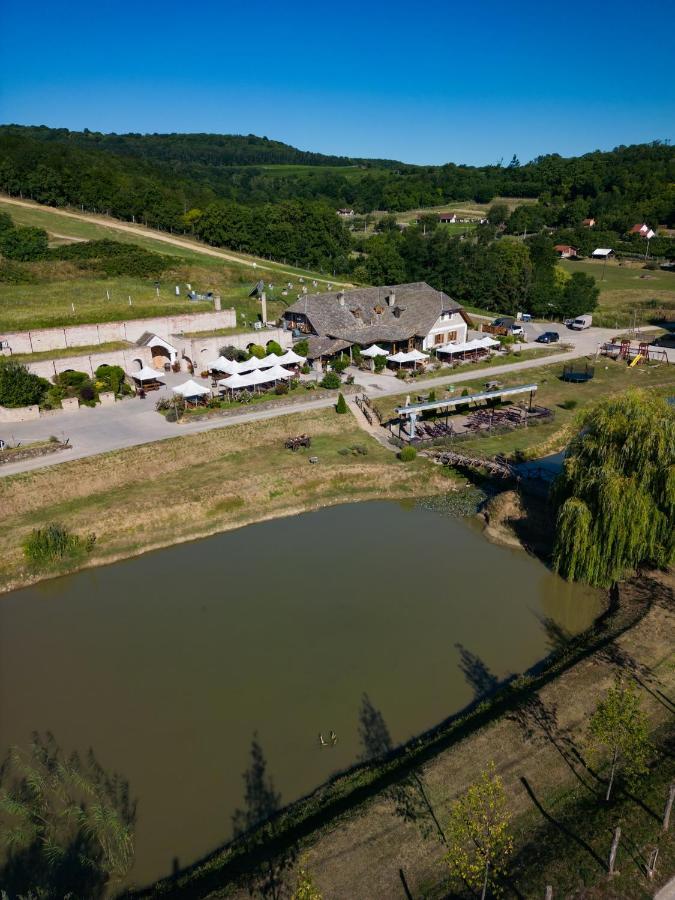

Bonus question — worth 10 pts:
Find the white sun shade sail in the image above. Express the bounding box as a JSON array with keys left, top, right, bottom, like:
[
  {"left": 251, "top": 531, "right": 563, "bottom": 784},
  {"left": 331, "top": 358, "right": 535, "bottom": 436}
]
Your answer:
[
  {"left": 172, "top": 379, "right": 210, "bottom": 398},
  {"left": 131, "top": 366, "right": 165, "bottom": 382},
  {"left": 361, "top": 344, "right": 388, "bottom": 357}
]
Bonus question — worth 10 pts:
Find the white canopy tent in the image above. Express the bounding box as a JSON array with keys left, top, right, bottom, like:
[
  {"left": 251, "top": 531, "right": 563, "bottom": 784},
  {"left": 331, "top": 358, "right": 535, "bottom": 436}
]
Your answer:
[
  {"left": 277, "top": 349, "right": 306, "bottom": 365},
  {"left": 131, "top": 366, "right": 165, "bottom": 382},
  {"left": 361, "top": 344, "right": 389, "bottom": 358},
  {"left": 386, "top": 349, "right": 430, "bottom": 367},
  {"left": 208, "top": 356, "right": 241, "bottom": 375},
  {"left": 264, "top": 365, "right": 293, "bottom": 380},
  {"left": 436, "top": 336, "right": 499, "bottom": 355},
  {"left": 172, "top": 379, "right": 210, "bottom": 399}
]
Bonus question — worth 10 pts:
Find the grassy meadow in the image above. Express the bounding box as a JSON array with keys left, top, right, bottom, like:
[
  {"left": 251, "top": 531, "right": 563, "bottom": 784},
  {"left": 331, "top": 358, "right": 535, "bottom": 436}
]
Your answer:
[
  {"left": 372, "top": 356, "right": 675, "bottom": 459},
  {"left": 558, "top": 256, "right": 675, "bottom": 327},
  {"left": 0, "top": 198, "right": 347, "bottom": 332}
]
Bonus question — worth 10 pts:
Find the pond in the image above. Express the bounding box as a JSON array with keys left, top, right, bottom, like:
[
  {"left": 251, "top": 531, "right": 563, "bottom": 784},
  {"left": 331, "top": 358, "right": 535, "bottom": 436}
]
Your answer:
[{"left": 0, "top": 500, "right": 603, "bottom": 888}]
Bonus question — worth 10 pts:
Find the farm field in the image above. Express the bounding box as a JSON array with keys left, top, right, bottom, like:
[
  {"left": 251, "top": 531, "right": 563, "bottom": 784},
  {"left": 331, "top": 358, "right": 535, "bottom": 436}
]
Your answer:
[
  {"left": 558, "top": 257, "right": 675, "bottom": 327},
  {"left": 395, "top": 196, "right": 537, "bottom": 224},
  {"left": 0, "top": 198, "right": 340, "bottom": 331},
  {"left": 371, "top": 356, "right": 675, "bottom": 459}
]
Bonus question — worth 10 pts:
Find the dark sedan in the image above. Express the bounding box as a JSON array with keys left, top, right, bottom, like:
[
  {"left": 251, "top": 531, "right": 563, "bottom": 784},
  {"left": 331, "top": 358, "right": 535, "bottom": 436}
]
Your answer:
[{"left": 536, "top": 331, "right": 560, "bottom": 344}]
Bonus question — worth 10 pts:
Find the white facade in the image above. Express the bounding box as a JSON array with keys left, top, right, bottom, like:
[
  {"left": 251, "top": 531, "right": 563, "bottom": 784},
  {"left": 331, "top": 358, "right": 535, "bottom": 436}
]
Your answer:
[{"left": 422, "top": 312, "right": 468, "bottom": 351}]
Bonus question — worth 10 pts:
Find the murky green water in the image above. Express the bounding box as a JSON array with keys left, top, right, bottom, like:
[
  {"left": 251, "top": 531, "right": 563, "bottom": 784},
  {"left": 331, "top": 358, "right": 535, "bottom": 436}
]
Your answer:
[{"left": 0, "top": 500, "right": 602, "bottom": 887}]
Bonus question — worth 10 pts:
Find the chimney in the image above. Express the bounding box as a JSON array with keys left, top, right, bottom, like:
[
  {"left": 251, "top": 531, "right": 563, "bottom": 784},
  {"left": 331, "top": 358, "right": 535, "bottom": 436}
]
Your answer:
[
  {"left": 387, "top": 291, "right": 396, "bottom": 307},
  {"left": 260, "top": 291, "right": 268, "bottom": 324},
  {"left": 337, "top": 290, "right": 345, "bottom": 306}
]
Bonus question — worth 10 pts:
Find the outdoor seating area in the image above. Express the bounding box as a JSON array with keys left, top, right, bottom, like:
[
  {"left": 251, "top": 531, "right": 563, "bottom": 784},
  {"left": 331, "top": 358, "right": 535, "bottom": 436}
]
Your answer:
[
  {"left": 435, "top": 335, "right": 501, "bottom": 361},
  {"left": 129, "top": 366, "right": 165, "bottom": 392},
  {"left": 406, "top": 403, "right": 552, "bottom": 442},
  {"left": 209, "top": 349, "right": 307, "bottom": 398}
]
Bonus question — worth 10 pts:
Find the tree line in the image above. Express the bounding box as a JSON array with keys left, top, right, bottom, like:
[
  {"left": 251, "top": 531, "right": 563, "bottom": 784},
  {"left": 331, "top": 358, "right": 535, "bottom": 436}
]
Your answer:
[{"left": 352, "top": 221, "right": 600, "bottom": 319}]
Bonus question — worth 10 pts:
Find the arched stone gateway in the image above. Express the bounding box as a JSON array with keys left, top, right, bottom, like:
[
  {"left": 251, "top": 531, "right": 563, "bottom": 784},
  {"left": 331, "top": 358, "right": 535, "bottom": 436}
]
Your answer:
[{"left": 151, "top": 345, "right": 171, "bottom": 370}]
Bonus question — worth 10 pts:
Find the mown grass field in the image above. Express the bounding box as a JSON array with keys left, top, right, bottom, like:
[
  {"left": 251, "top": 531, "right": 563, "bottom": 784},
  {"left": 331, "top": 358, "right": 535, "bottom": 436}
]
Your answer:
[
  {"left": 372, "top": 357, "right": 675, "bottom": 459},
  {"left": 0, "top": 407, "right": 450, "bottom": 594},
  {"left": 0, "top": 198, "right": 345, "bottom": 331},
  {"left": 559, "top": 257, "right": 675, "bottom": 327}
]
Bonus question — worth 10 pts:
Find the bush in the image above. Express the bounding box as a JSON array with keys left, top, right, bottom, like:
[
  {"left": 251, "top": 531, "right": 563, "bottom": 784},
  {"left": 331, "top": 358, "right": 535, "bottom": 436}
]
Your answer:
[
  {"left": 294, "top": 339, "right": 309, "bottom": 357},
  {"left": 79, "top": 384, "right": 96, "bottom": 403},
  {"left": 23, "top": 522, "right": 95, "bottom": 566},
  {"left": 0, "top": 225, "right": 49, "bottom": 261},
  {"left": 95, "top": 364, "right": 125, "bottom": 394},
  {"left": 56, "top": 370, "right": 89, "bottom": 388},
  {"left": 399, "top": 446, "right": 417, "bottom": 462},
  {"left": 248, "top": 344, "right": 266, "bottom": 359},
  {"left": 301, "top": 363, "right": 311, "bottom": 375},
  {"left": 0, "top": 360, "right": 50, "bottom": 407},
  {"left": 50, "top": 239, "right": 175, "bottom": 277},
  {"left": 266, "top": 340, "right": 283, "bottom": 356},
  {"left": 274, "top": 382, "right": 289, "bottom": 395},
  {"left": 220, "top": 345, "right": 249, "bottom": 362},
  {"left": 428, "top": 390, "right": 437, "bottom": 401},
  {"left": 332, "top": 354, "right": 351, "bottom": 374},
  {"left": 336, "top": 392, "right": 348, "bottom": 413},
  {"left": 395, "top": 369, "right": 407, "bottom": 379},
  {"left": 560, "top": 399, "right": 578, "bottom": 410},
  {"left": 373, "top": 354, "right": 386, "bottom": 372},
  {"left": 321, "top": 371, "right": 341, "bottom": 389}
]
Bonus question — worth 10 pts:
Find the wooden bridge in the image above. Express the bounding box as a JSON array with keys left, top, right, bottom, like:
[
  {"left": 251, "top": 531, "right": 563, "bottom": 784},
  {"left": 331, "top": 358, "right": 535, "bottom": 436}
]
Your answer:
[{"left": 423, "top": 449, "right": 517, "bottom": 479}]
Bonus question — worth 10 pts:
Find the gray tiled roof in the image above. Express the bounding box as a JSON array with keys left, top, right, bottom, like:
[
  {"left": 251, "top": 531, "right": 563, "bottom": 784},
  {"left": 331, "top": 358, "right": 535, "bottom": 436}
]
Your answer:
[
  {"left": 305, "top": 336, "right": 352, "bottom": 359},
  {"left": 285, "top": 282, "right": 465, "bottom": 345}
]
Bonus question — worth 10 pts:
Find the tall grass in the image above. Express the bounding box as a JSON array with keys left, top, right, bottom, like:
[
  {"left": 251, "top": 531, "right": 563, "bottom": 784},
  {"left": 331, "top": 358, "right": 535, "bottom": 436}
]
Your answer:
[{"left": 23, "top": 522, "right": 95, "bottom": 566}]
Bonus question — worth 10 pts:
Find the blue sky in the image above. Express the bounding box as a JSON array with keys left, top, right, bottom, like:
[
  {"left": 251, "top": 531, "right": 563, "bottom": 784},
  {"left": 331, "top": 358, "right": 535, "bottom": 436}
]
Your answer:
[{"left": 1, "top": 0, "right": 673, "bottom": 165}]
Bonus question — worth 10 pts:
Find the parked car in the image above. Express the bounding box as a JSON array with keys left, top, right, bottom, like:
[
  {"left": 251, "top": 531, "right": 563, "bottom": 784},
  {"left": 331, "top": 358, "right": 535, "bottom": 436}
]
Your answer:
[
  {"left": 569, "top": 314, "right": 593, "bottom": 330},
  {"left": 509, "top": 323, "right": 524, "bottom": 337},
  {"left": 536, "top": 331, "right": 560, "bottom": 344}
]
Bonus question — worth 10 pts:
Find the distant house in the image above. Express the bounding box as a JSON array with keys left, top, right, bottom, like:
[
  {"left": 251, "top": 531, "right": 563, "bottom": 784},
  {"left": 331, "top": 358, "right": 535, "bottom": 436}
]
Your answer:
[
  {"left": 629, "top": 223, "right": 656, "bottom": 240},
  {"left": 283, "top": 282, "right": 472, "bottom": 360},
  {"left": 554, "top": 244, "right": 578, "bottom": 259},
  {"left": 438, "top": 212, "right": 458, "bottom": 224},
  {"left": 582, "top": 218, "right": 596, "bottom": 228},
  {"left": 591, "top": 248, "right": 614, "bottom": 259},
  {"left": 337, "top": 208, "right": 355, "bottom": 218}
]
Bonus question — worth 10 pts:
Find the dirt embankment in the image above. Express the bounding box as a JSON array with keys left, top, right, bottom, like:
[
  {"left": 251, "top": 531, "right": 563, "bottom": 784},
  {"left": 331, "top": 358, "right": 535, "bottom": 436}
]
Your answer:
[{"left": 481, "top": 486, "right": 555, "bottom": 558}]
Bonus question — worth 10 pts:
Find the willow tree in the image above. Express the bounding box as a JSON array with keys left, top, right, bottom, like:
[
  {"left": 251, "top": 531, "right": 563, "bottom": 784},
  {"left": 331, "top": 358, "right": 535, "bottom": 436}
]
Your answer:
[{"left": 553, "top": 390, "right": 675, "bottom": 586}]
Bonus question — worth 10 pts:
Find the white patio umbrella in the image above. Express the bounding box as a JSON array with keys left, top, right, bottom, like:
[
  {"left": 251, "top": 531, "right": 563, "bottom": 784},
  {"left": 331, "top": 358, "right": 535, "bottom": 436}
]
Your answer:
[{"left": 361, "top": 344, "right": 388, "bottom": 358}]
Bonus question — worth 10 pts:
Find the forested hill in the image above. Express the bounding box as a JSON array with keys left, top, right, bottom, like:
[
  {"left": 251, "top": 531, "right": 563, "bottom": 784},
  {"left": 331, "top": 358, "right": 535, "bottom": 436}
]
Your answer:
[
  {"left": 0, "top": 126, "right": 672, "bottom": 228},
  {"left": 0, "top": 125, "right": 396, "bottom": 168}
]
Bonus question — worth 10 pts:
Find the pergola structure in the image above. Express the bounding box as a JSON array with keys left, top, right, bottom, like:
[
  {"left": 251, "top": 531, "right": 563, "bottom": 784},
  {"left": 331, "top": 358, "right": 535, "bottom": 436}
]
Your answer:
[{"left": 395, "top": 383, "right": 538, "bottom": 440}]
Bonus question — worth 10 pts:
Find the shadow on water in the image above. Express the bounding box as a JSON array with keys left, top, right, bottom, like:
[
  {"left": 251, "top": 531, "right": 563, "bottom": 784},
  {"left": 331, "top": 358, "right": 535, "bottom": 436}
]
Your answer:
[
  {"left": 230, "top": 733, "right": 298, "bottom": 900},
  {"left": 0, "top": 732, "right": 136, "bottom": 899},
  {"left": 454, "top": 643, "right": 499, "bottom": 699}
]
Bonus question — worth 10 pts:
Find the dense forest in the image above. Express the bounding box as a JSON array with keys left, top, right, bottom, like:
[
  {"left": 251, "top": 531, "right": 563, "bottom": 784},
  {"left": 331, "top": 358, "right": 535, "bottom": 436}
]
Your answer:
[{"left": 1, "top": 126, "right": 673, "bottom": 227}]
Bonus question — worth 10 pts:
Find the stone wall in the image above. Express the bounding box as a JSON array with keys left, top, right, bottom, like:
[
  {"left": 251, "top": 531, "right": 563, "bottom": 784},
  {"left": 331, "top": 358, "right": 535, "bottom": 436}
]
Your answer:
[
  {"left": 0, "top": 308, "right": 237, "bottom": 355},
  {"left": 0, "top": 404, "right": 41, "bottom": 422},
  {"left": 27, "top": 347, "right": 154, "bottom": 380}
]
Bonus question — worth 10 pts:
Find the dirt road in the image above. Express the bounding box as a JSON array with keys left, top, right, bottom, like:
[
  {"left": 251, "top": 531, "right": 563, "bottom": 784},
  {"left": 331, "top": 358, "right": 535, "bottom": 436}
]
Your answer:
[{"left": 0, "top": 196, "right": 351, "bottom": 285}]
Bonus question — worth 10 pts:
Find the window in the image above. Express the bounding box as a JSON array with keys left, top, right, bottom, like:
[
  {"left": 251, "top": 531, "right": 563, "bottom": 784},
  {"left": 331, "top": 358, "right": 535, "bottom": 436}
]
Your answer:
[
  {"left": 447, "top": 331, "right": 457, "bottom": 342},
  {"left": 434, "top": 333, "right": 445, "bottom": 345}
]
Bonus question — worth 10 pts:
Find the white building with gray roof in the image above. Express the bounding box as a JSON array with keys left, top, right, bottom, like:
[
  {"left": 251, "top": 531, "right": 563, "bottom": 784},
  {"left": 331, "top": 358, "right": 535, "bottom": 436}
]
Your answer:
[{"left": 283, "top": 282, "right": 472, "bottom": 360}]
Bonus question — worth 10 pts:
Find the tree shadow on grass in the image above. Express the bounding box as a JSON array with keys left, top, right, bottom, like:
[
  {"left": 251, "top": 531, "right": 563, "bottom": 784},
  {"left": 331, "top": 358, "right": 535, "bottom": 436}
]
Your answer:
[{"left": 519, "top": 776, "right": 607, "bottom": 872}]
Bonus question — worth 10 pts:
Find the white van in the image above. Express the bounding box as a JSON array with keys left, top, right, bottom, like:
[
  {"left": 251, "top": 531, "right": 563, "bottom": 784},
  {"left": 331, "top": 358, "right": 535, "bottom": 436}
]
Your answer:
[{"left": 570, "top": 314, "right": 593, "bottom": 330}]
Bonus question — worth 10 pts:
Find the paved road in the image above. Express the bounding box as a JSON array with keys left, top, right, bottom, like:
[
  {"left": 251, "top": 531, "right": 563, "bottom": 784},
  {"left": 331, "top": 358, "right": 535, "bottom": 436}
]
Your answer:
[
  {"left": 0, "top": 324, "right": 637, "bottom": 478},
  {"left": 0, "top": 196, "right": 351, "bottom": 287}
]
